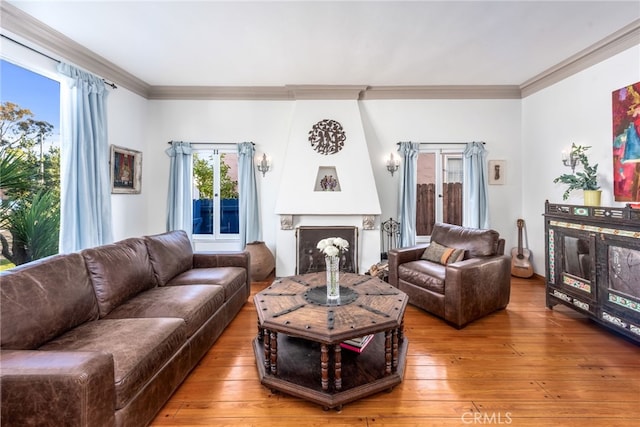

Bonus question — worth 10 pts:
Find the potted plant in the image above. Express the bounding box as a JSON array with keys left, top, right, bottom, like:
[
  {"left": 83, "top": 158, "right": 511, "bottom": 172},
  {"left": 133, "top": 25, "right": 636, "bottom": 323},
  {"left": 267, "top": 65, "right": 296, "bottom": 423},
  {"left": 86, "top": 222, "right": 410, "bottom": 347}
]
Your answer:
[{"left": 553, "top": 143, "right": 601, "bottom": 206}]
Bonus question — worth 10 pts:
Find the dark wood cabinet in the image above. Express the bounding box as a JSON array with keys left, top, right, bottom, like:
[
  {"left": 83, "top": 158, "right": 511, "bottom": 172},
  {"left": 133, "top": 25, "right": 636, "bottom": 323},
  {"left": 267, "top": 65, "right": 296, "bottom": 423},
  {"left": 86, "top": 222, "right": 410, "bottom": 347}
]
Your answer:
[{"left": 544, "top": 201, "right": 640, "bottom": 344}]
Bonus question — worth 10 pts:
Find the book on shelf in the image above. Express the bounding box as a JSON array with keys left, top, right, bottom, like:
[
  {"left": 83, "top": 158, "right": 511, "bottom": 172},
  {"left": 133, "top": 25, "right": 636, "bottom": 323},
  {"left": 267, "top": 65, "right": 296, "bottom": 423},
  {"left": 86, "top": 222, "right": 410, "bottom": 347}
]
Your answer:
[{"left": 340, "top": 334, "right": 374, "bottom": 353}]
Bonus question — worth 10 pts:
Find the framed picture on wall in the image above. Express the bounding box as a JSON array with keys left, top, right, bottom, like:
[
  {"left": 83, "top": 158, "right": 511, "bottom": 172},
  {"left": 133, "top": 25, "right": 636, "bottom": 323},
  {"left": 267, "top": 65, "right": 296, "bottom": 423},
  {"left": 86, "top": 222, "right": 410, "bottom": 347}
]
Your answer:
[
  {"left": 488, "top": 160, "right": 506, "bottom": 185},
  {"left": 110, "top": 145, "right": 142, "bottom": 194},
  {"left": 612, "top": 82, "right": 640, "bottom": 202}
]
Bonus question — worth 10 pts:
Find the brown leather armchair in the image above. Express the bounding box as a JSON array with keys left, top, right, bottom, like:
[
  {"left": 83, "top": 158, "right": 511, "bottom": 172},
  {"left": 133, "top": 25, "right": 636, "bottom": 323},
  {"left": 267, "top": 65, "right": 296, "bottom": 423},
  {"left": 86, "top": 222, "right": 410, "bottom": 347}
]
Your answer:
[{"left": 388, "top": 222, "right": 511, "bottom": 329}]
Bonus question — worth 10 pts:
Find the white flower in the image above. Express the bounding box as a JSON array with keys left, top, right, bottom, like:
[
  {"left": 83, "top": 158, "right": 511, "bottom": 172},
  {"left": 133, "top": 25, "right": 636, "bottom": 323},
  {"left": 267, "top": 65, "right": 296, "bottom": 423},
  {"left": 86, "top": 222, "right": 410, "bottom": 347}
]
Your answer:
[
  {"left": 316, "top": 238, "right": 331, "bottom": 251},
  {"left": 333, "top": 237, "right": 349, "bottom": 250},
  {"left": 323, "top": 245, "right": 339, "bottom": 257},
  {"left": 317, "top": 237, "right": 349, "bottom": 257}
]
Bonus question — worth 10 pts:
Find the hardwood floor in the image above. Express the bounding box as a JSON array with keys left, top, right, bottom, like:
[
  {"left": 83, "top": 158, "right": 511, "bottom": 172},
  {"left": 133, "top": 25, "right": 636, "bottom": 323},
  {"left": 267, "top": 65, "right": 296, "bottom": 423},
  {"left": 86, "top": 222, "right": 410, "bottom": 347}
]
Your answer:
[{"left": 152, "top": 276, "right": 639, "bottom": 426}]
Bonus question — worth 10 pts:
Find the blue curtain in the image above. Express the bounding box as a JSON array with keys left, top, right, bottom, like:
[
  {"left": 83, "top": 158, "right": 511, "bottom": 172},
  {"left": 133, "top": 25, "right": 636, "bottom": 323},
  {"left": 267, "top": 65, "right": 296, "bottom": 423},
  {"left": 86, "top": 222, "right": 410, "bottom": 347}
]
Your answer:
[
  {"left": 463, "top": 142, "right": 490, "bottom": 229},
  {"left": 237, "top": 142, "right": 261, "bottom": 247},
  {"left": 166, "top": 141, "right": 193, "bottom": 237},
  {"left": 397, "top": 142, "right": 419, "bottom": 247},
  {"left": 57, "top": 63, "right": 112, "bottom": 253}
]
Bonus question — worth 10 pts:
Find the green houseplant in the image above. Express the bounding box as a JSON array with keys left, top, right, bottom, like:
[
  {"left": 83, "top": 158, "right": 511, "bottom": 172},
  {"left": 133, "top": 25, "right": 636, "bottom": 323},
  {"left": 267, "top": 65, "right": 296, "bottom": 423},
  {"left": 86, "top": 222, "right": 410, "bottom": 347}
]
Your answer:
[{"left": 553, "top": 143, "right": 601, "bottom": 205}]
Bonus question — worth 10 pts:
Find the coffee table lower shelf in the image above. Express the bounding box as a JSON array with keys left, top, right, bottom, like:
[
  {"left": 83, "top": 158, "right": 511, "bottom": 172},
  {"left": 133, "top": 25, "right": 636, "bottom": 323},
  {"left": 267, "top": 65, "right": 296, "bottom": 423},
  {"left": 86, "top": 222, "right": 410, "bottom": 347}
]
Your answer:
[{"left": 252, "top": 332, "right": 408, "bottom": 410}]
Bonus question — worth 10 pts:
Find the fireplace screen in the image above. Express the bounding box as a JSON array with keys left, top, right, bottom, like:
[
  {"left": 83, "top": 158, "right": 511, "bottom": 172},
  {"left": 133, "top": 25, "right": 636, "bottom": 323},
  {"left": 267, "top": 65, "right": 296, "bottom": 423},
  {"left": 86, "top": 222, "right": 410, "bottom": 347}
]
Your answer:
[{"left": 296, "top": 226, "right": 358, "bottom": 274}]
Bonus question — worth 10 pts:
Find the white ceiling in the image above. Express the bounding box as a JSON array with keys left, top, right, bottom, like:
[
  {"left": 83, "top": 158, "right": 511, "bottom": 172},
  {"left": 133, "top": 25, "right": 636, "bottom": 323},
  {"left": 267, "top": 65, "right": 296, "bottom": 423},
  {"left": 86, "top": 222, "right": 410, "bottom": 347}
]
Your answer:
[{"left": 7, "top": 0, "right": 640, "bottom": 88}]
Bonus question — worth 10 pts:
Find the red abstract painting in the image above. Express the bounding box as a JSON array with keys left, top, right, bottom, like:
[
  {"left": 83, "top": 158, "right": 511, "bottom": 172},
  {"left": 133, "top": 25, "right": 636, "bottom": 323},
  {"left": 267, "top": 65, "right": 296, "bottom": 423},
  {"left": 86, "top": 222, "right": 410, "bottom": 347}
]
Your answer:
[{"left": 612, "top": 82, "right": 640, "bottom": 202}]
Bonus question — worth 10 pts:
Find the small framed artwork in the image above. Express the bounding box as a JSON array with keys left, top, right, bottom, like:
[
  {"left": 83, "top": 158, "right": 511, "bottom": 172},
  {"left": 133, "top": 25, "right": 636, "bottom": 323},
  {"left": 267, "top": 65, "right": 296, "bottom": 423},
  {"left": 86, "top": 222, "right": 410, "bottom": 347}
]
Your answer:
[
  {"left": 110, "top": 145, "right": 142, "bottom": 194},
  {"left": 488, "top": 160, "right": 506, "bottom": 185}
]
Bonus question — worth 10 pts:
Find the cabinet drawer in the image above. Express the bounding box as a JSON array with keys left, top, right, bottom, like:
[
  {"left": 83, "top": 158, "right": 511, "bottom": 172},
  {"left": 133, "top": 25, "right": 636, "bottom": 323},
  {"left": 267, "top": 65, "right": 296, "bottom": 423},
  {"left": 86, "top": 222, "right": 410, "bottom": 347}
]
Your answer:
[{"left": 548, "top": 287, "right": 596, "bottom": 315}]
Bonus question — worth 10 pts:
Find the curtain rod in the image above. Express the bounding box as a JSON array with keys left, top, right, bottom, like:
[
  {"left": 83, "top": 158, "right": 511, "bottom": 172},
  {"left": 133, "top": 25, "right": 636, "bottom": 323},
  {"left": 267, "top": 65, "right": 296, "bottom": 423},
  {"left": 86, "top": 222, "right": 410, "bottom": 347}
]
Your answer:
[
  {"left": 167, "top": 141, "right": 254, "bottom": 145},
  {"left": 1, "top": 34, "right": 118, "bottom": 89}
]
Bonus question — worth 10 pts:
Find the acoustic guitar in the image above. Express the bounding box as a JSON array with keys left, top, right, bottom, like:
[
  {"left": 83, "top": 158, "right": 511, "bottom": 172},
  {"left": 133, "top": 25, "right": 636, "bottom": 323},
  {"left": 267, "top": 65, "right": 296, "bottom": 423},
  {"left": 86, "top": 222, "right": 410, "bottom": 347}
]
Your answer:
[{"left": 511, "top": 219, "right": 534, "bottom": 278}]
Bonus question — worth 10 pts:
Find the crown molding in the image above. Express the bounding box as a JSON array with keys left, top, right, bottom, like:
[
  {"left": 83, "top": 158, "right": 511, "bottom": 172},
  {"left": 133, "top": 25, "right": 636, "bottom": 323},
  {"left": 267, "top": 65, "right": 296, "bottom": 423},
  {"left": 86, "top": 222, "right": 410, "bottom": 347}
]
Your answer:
[
  {"left": 286, "top": 85, "right": 368, "bottom": 100},
  {"left": 148, "top": 86, "right": 294, "bottom": 100},
  {"left": 148, "top": 84, "right": 369, "bottom": 100},
  {"left": 0, "top": 2, "right": 150, "bottom": 97},
  {"left": 361, "top": 85, "right": 522, "bottom": 99},
  {"left": 520, "top": 18, "right": 640, "bottom": 98}
]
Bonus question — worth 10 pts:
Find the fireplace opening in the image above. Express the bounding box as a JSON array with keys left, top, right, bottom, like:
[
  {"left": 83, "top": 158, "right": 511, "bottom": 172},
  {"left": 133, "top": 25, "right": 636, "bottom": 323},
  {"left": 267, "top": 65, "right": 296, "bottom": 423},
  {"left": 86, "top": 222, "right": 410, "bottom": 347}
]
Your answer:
[{"left": 296, "top": 226, "right": 358, "bottom": 274}]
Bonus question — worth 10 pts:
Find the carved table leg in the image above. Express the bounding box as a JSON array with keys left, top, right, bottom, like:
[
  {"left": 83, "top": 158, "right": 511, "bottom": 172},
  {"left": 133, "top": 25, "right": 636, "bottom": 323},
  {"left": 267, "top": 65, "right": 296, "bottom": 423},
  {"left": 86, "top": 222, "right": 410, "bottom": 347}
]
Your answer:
[
  {"left": 392, "top": 328, "right": 399, "bottom": 372},
  {"left": 270, "top": 330, "right": 278, "bottom": 375},
  {"left": 263, "top": 329, "right": 270, "bottom": 370},
  {"left": 257, "top": 315, "right": 263, "bottom": 341},
  {"left": 321, "top": 343, "right": 329, "bottom": 391},
  {"left": 384, "top": 330, "right": 392, "bottom": 374},
  {"left": 334, "top": 344, "right": 342, "bottom": 391}
]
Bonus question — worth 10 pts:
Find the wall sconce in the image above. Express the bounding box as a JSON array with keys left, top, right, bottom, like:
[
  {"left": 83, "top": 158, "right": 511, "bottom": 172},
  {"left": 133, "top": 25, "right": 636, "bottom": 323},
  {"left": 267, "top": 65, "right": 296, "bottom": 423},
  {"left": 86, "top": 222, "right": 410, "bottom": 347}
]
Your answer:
[
  {"left": 256, "top": 153, "right": 271, "bottom": 177},
  {"left": 386, "top": 153, "right": 400, "bottom": 176},
  {"left": 562, "top": 145, "right": 579, "bottom": 173}
]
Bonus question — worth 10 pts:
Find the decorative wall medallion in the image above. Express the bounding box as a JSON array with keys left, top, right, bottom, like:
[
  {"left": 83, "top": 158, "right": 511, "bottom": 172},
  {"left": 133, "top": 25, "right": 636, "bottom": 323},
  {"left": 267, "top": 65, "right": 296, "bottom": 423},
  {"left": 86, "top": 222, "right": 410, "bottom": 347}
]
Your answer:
[{"left": 308, "top": 119, "right": 346, "bottom": 155}]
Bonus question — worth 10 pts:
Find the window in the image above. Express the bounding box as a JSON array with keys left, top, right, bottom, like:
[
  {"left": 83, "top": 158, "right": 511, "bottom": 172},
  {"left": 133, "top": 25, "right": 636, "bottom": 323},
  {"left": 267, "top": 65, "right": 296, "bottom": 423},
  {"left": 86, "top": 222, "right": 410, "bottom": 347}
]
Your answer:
[
  {"left": 416, "top": 146, "right": 464, "bottom": 240},
  {"left": 192, "top": 147, "right": 239, "bottom": 240},
  {"left": 0, "top": 59, "right": 60, "bottom": 269}
]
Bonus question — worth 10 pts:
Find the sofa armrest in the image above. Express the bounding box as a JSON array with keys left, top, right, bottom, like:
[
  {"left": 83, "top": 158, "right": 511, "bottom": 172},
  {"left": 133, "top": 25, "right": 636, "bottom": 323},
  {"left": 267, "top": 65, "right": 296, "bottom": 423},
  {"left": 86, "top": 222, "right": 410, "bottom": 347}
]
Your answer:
[
  {"left": 0, "top": 350, "right": 115, "bottom": 427},
  {"left": 388, "top": 245, "right": 428, "bottom": 287},
  {"left": 443, "top": 255, "right": 511, "bottom": 328}
]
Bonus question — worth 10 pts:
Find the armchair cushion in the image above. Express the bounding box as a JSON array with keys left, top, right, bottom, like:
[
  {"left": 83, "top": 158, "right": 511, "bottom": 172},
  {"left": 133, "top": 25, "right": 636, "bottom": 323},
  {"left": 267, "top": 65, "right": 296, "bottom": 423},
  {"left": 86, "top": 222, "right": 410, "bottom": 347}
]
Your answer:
[
  {"left": 431, "top": 222, "right": 500, "bottom": 258},
  {"left": 421, "top": 241, "right": 465, "bottom": 265},
  {"left": 399, "top": 261, "right": 445, "bottom": 294}
]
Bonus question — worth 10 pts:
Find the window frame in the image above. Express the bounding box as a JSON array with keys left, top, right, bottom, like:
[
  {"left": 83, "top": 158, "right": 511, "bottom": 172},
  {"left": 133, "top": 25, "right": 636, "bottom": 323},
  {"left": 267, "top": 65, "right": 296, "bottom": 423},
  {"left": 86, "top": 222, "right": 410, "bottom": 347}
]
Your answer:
[
  {"left": 191, "top": 145, "right": 240, "bottom": 243},
  {"left": 416, "top": 144, "right": 465, "bottom": 243}
]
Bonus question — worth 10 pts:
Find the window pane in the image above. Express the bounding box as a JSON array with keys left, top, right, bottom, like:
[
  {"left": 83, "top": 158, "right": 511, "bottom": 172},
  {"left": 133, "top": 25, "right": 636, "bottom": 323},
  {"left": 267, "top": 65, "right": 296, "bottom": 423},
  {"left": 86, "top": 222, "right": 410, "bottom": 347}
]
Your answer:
[
  {"left": 1, "top": 60, "right": 60, "bottom": 269},
  {"left": 416, "top": 153, "right": 436, "bottom": 236},
  {"left": 219, "top": 152, "right": 238, "bottom": 235},
  {"left": 192, "top": 152, "right": 214, "bottom": 235},
  {"left": 442, "top": 155, "right": 463, "bottom": 226}
]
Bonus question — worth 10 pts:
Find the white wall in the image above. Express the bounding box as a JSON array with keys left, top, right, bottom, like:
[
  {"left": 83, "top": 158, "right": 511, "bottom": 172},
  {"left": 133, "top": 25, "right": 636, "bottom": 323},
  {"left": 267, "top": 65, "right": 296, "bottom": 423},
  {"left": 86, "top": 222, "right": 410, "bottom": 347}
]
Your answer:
[
  {"left": 143, "top": 97, "right": 523, "bottom": 273},
  {"left": 108, "top": 87, "right": 150, "bottom": 241},
  {"left": 144, "top": 100, "right": 294, "bottom": 254},
  {"left": 361, "top": 99, "right": 523, "bottom": 248},
  {"left": 522, "top": 45, "right": 640, "bottom": 275}
]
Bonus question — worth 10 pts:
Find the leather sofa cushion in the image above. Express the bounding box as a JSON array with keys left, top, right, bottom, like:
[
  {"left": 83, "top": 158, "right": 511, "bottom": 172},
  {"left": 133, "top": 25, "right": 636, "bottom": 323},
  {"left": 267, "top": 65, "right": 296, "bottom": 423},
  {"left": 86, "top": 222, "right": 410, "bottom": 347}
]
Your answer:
[
  {"left": 105, "top": 285, "right": 225, "bottom": 337},
  {"left": 0, "top": 253, "right": 99, "bottom": 349},
  {"left": 38, "top": 318, "right": 186, "bottom": 410},
  {"left": 399, "top": 260, "right": 446, "bottom": 294},
  {"left": 167, "top": 266, "right": 247, "bottom": 301},
  {"left": 145, "top": 230, "right": 194, "bottom": 286},
  {"left": 431, "top": 222, "right": 499, "bottom": 258},
  {"left": 83, "top": 238, "right": 157, "bottom": 317}
]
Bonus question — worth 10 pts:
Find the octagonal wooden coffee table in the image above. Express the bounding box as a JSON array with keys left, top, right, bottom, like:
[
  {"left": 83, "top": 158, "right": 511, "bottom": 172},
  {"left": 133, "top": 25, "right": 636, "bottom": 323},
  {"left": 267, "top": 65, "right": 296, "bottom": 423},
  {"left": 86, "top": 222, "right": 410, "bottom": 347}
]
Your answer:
[{"left": 252, "top": 272, "right": 408, "bottom": 409}]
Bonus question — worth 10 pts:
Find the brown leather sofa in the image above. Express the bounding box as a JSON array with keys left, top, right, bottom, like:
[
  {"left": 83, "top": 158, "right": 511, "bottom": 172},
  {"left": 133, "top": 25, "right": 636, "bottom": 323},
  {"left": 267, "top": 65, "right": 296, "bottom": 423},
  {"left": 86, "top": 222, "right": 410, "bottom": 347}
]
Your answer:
[
  {"left": 388, "top": 222, "right": 510, "bottom": 329},
  {"left": 0, "top": 230, "right": 250, "bottom": 427}
]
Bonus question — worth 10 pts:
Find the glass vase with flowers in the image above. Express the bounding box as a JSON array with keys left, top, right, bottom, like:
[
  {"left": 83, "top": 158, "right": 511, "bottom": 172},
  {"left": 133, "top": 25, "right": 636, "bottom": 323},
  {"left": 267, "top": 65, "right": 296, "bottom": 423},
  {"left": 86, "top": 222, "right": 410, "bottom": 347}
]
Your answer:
[{"left": 316, "top": 237, "right": 349, "bottom": 301}]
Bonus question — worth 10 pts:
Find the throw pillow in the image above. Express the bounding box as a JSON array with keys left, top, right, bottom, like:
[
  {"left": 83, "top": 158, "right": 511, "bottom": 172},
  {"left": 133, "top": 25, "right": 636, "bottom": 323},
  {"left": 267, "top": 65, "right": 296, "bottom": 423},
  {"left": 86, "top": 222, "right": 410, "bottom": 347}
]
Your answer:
[{"left": 421, "top": 241, "right": 465, "bottom": 265}]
